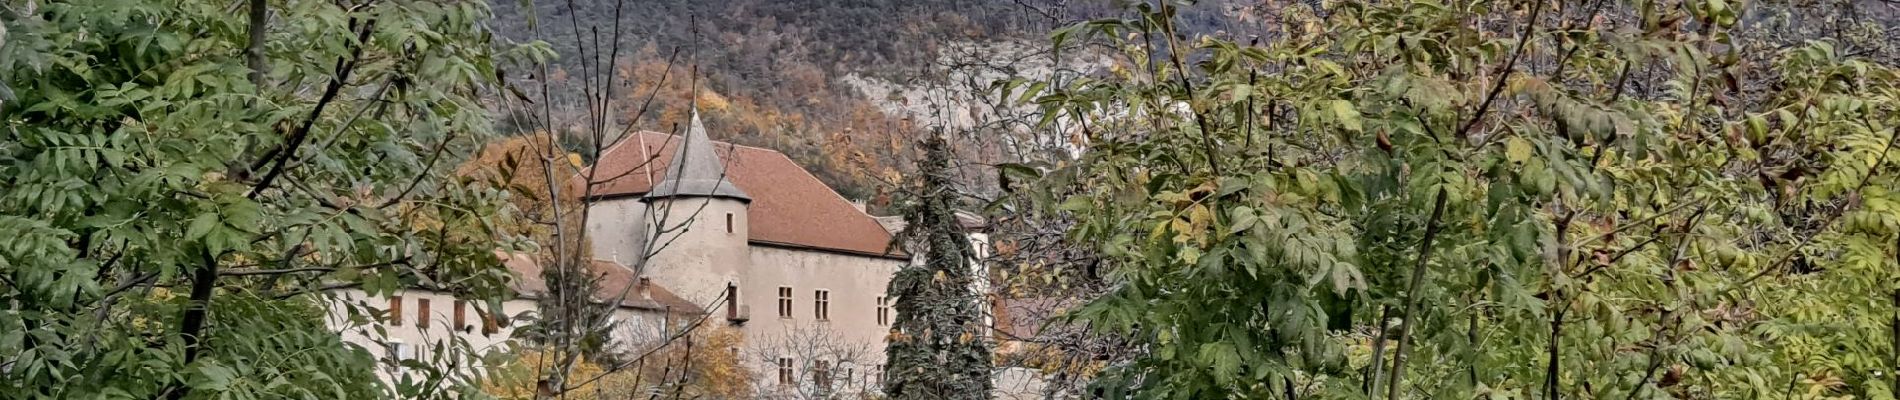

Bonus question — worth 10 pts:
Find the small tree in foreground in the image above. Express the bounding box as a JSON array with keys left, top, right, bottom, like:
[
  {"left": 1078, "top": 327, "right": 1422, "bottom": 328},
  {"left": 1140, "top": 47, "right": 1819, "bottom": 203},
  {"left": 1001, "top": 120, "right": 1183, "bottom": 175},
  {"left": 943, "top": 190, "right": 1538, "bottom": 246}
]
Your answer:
[{"left": 1, "top": 0, "right": 517, "bottom": 397}]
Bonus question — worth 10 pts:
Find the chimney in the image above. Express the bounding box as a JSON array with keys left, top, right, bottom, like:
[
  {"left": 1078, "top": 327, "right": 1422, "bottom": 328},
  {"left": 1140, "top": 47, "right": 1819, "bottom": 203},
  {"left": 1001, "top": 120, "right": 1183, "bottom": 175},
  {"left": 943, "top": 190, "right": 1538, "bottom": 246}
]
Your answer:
[
  {"left": 637, "top": 277, "right": 652, "bottom": 300},
  {"left": 850, "top": 199, "right": 868, "bottom": 212}
]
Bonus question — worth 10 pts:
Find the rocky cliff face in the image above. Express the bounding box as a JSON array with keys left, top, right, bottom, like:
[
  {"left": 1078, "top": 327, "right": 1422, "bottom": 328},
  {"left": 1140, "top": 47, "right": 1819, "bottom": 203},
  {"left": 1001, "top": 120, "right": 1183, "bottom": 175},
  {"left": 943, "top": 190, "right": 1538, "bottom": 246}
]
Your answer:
[{"left": 481, "top": 0, "right": 1283, "bottom": 202}]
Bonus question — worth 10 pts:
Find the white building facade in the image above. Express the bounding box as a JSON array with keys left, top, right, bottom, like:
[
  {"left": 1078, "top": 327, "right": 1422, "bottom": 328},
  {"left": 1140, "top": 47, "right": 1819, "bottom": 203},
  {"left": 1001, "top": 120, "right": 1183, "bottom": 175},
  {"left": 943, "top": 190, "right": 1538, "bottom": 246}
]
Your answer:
[
  {"left": 324, "top": 254, "right": 698, "bottom": 386},
  {"left": 580, "top": 112, "right": 907, "bottom": 397}
]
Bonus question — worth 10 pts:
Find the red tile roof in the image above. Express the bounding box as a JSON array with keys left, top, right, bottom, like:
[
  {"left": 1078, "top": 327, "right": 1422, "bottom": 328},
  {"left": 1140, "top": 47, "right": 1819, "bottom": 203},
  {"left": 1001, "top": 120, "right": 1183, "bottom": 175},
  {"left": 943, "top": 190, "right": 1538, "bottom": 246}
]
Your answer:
[
  {"left": 500, "top": 252, "right": 704, "bottom": 313},
  {"left": 575, "top": 131, "right": 901, "bottom": 259}
]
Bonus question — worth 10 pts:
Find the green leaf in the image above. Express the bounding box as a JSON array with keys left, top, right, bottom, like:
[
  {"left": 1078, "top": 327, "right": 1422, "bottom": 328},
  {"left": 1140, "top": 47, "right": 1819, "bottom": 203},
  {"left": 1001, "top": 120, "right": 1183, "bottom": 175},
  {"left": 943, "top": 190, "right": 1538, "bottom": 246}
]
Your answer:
[
  {"left": 186, "top": 212, "right": 219, "bottom": 240},
  {"left": 1200, "top": 342, "right": 1242, "bottom": 383},
  {"left": 192, "top": 362, "right": 237, "bottom": 391},
  {"left": 1228, "top": 206, "right": 1258, "bottom": 234},
  {"left": 1330, "top": 99, "right": 1363, "bottom": 132}
]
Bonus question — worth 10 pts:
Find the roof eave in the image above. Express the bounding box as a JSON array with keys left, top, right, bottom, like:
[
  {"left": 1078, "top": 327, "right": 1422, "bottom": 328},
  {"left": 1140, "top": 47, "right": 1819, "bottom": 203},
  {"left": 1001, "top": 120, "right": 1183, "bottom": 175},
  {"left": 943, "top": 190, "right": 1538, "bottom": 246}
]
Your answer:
[{"left": 749, "top": 239, "right": 909, "bottom": 261}]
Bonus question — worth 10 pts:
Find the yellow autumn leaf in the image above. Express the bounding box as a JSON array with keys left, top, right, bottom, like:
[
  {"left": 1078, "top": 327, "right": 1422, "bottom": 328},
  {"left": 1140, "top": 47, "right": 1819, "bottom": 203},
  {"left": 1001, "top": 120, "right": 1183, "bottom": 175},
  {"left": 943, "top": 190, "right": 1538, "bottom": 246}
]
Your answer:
[
  {"left": 1505, "top": 137, "right": 1533, "bottom": 163},
  {"left": 1186, "top": 204, "right": 1212, "bottom": 233}
]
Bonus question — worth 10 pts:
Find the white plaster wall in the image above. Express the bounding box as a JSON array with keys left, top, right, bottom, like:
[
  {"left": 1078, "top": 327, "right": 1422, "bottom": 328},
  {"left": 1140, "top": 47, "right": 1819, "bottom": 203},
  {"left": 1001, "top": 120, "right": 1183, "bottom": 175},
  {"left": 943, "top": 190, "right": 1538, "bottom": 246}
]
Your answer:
[
  {"left": 968, "top": 232, "right": 994, "bottom": 338},
  {"left": 606, "top": 306, "right": 680, "bottom": 349},
  {"left": 743, "top": 245, "right": 903, "bottom": 396},
  {"left": 583, "top": 194, "right": 912, "bottom": 397},
  {"left": 585, "top": 197, "right": 650, "bottom": 266},
  {"left": 328, "top": 289, "right": 676, "bottom": 386},
  {"left": 326, "top": 289, "right": 537, "bottom": 384},
  {"left": 640, "top": 197, "right": 751, "bottom": 306}
]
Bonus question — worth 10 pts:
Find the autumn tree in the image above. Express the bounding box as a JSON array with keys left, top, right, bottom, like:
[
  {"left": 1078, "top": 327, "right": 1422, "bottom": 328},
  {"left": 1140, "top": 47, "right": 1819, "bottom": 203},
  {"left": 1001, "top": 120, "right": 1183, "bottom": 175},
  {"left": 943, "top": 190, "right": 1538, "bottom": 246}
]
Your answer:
[
  {"left": 999, "top": 0, "right": 1900, "bottom": 398},
  {"left": 482, "top": 327, "right": 750, "bottom": 400},
  {"left": 885, "top": 134, "right": 994, "bottom": 400},
  {"left": 747, "top": 323, "right": 879, "bottom": 399}
]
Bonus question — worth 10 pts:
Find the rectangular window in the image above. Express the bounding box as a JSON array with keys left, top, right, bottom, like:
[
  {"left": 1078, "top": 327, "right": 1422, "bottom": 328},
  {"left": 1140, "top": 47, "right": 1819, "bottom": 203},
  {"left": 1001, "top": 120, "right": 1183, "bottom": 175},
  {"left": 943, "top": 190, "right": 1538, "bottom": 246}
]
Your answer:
[
  {"left": 778, "top": 286, "right": 793, "bottom": 318},
  {"left": 844, "top": 367, "right": 855, "bottom": 387},
  {"left": 453, "top": 300, "right": 467, "bottom": 331},
  {"left": 813, "top": 360, "right": 832, "bottom": 394},
  {"left": 386, "top": 340, "right": 411, "bottom": 373},
  {"left": 876, "top": 296, "right": 889, "bottom": 326},
  {"left": 726, "top": 213, "right": 734, "bottom": 233},
  {"left": 388, "top": 296, "right": 404, "bottom": 326},
  {"left": 814, "top": 290, "right": 830, "bottom": 320},
  {"left": 416, "top": 298, "right": 431, "bottom": 328},
  {"left": 777, "top": 357, "right": 794, "bottom": 386}
]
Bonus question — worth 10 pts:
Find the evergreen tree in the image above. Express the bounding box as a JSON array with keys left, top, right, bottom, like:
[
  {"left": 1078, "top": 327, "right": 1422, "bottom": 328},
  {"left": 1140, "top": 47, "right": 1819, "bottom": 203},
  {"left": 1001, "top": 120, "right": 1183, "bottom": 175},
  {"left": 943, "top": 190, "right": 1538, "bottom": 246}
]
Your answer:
[{"left": 884, "top": 135, "right": 994, "bottom": 400}]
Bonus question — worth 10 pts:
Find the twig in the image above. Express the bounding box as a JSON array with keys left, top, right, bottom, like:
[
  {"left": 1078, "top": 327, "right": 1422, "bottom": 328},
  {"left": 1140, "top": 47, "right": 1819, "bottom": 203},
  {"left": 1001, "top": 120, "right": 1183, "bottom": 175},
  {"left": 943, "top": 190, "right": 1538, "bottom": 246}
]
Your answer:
[
  {"left": 1158, "top": 1, "right": 1223, "bottom": 177},
  {"left": 377, "top": 129, "right": 460, "bottom": 208},
  {"left": 1365, "top": 305, "right": 1391, "bottom": 396},
  {"left": 1734, "top": 126, "right": 1897, "bottom": 288},
  {"left": 246, "top": 16, "right": 379, "bottom": 199},
  {"left": 1454, "top": 0, "right": 1545, "bottom": 138},
  {"left": 163, "top": 249, "right": 222, "bottom": 400},
  {"left": 1384, "top": 187, "right": 1449, "bottom": 400},
  {"left": 272, "top": 282, "right": 363, "bottom": 300}
]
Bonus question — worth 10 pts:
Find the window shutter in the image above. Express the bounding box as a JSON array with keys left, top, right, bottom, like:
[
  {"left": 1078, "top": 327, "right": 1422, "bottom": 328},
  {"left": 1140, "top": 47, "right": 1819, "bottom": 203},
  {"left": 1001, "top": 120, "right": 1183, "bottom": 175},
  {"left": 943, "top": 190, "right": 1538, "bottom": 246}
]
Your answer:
[
  {"left": 389, "top": 296, "right": 404, "bottom": 326},
  {"left": 453, "top": 300, "right": 467, "bottom": 331},
  {"left": 416, "top": 298, "right": 431, "bottom": 328}
]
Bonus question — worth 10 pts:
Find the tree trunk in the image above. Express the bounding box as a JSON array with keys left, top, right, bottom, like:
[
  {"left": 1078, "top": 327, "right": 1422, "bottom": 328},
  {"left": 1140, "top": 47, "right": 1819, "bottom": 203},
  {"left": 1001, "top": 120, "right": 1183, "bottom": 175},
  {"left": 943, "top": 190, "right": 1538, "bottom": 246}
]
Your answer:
[
  {"left": 165, "top": 249, "right": 220, "bottom": 400},
  {"left": 1365, "top": 305, "right": 1391, "bottom": 396},
  {"left": 245, "top": 0, "right": 268, "bottom": 86},
  {"left": 1385, "top": 188, "right": 1448, "bottom": 400},
  {"left": 1544, "top": 308, "right": 1565, "bottom": 400}
]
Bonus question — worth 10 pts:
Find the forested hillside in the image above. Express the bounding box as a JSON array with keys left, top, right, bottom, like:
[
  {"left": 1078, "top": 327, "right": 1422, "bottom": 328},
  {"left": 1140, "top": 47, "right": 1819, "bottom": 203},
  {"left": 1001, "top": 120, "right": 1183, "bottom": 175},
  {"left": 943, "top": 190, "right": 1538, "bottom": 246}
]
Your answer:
[
  {"left": 486, "top": 0, "right": 1027, "bottom": 201},
  {"left": 482, "top": 0, "right": 1256, "bottom": 202}
]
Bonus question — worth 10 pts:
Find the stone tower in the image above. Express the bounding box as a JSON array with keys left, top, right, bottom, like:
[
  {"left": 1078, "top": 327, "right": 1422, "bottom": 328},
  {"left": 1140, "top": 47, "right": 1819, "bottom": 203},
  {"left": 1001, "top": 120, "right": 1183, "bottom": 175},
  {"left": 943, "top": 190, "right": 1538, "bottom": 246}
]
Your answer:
[{"left": 640, "top": 109, "right": 752, "bottom": 309}]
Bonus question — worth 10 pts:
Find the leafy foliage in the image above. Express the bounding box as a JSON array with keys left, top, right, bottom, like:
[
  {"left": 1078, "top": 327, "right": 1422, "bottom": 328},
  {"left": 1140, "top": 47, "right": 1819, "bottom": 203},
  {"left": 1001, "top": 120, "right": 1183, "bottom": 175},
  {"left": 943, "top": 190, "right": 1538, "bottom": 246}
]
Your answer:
[
  {"left": 0, "top": 0, "right": 522, "bottom": 397},
  {"left": 1005, "top": 0, "right": 1900, "bottom": 398}
]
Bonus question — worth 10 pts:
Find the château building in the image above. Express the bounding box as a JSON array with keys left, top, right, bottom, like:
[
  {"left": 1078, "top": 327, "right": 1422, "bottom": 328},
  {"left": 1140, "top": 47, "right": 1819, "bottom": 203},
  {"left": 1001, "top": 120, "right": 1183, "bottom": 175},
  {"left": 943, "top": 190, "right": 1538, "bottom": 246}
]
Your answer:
[
  {"left": 580, "top": 111, "right": 907, "bottom": 396},
  {"left": 327, "top": 110, "right": 1024, "bottom": 397}
]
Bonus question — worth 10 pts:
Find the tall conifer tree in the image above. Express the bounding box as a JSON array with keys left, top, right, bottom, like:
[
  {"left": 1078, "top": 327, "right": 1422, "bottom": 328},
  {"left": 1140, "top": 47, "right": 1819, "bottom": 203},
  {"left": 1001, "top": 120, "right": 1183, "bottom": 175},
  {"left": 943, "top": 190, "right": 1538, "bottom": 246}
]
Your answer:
[{"left": 884, "top": 135, "right": 993, "bottom": 400}]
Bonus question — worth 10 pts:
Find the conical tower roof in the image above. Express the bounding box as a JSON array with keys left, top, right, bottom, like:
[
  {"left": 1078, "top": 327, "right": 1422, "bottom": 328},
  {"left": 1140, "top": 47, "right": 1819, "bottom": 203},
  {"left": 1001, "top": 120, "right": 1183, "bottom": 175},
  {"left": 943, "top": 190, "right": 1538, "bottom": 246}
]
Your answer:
[{"left": 645, "top": 109, "right": 751, "bottom": 202}]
